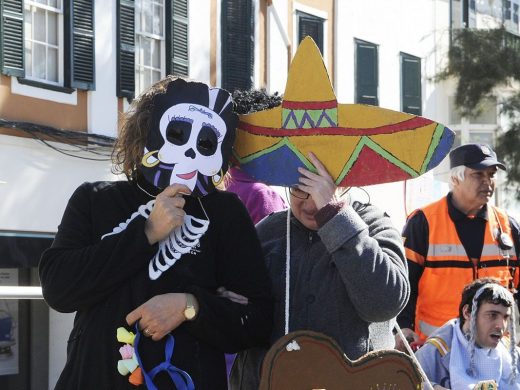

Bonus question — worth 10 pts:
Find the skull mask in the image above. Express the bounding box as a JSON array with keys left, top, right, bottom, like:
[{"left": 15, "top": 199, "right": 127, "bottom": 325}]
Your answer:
[{"left": 139, "top": 79, "right": 237, "bottom": 197}]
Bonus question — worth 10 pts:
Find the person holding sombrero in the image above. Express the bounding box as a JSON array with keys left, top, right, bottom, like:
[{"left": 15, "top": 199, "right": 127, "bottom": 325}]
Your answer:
[{"left": 227, "top": 35, "right": 458, "bottom": 388}]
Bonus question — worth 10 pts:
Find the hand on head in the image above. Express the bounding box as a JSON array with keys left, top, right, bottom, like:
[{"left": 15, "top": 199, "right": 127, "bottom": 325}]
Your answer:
[
  {"left": 297, "top": 152, "right": 338, "bottom": 210},
  {"left": 144, "top": 183, "right": 191, "bottom": 244}
]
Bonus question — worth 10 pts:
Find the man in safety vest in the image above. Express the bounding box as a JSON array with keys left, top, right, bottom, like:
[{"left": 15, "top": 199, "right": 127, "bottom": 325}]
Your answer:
[{"left": 396, "top": 143, "right": 520, "bottom": 351}]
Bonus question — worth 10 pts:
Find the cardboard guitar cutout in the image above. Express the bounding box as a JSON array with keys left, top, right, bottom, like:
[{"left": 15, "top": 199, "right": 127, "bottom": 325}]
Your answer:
[
  {"left": 259, "top": 331, "right": 423, "bottom": 390},
  {"left": 233, "top": 37, "right": 454, "bottom": 187}
]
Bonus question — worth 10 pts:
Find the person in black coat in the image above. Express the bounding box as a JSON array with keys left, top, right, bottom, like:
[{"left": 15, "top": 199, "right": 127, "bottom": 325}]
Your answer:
[{"left": 39, "top": 77, "right": 273, "bottom": 390}]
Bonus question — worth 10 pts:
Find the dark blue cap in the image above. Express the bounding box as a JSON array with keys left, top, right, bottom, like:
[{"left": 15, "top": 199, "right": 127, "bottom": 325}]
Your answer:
[{"left": 449, "top": 143, "right": 506, "bottom": 171}]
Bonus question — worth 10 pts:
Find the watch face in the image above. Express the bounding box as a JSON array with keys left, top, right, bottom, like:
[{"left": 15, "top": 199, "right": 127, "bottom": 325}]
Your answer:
[{"left": 185, "top": 307, "right": 196, "bottom": 320}]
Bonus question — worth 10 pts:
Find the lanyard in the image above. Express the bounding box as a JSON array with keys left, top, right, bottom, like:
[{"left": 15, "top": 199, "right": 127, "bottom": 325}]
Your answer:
[{"left": 133, "top": 324, "right": 195, "bottom": 390}]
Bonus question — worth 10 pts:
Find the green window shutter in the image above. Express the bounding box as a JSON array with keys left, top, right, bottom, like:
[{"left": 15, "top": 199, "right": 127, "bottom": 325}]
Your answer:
[
  {"left": 221, "top": 0, "right": 254, "bottom": 92},
  {"left": 505, "top": 0, "right": 512, "bottom": 20},
  {"left": 0, "top": 0, "right": 24, "bottom": 77},
  {"left": 117, "top": 0, "right": 135, "bottom": 99},
  {"left": 401, "top": 53, "right": 422, "bottom": 116},
  {"left": 297, "top": 11, "right": 324, "bottom": 54},
  {"left": 166, "top": 0, "right": 189, "bottom": 77},
  {"left": 355, "top": 39, "right": 378, "bottom": 106},
  {"left": 65, "top": 0, "right": 95, "bottom": 90},
  {"left": 462, "top": 0, "right": 476, "bottom": 27}
]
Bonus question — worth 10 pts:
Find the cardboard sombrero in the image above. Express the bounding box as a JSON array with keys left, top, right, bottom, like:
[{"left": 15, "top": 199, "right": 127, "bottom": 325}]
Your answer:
[
  {"left": 259, "top": 331, "right": 423, "bottom": 390},
  {"left": 233, "top": 37, "right": 454, "bottom": 187}
]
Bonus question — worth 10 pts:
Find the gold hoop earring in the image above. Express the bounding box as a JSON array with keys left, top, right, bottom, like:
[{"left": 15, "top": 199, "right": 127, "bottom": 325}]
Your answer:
[
  {"left": 142, "top": 150, "right": 160, "bottom": 167},
  {"left": 211, "top": 169, "right": 224, "bottom": 186}
]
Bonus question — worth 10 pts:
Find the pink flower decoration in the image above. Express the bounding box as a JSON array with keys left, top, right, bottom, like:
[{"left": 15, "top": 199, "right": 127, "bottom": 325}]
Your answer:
[{"left": 119, "top": 344, "right": 134, "bottom": 360}]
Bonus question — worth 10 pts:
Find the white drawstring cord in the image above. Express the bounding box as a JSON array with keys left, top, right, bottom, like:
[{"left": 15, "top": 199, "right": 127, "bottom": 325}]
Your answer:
[
  {"left": 394, "top": 322, "right": 435, "bottom": 390},
  {"left": 284, "top": 209, "right": 291, "bottom": 335}
]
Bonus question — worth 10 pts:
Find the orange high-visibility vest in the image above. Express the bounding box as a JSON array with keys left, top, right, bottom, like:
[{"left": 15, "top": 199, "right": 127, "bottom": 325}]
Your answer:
[{"left": 414, "top": 197, "right": 518, "bottom": 340}]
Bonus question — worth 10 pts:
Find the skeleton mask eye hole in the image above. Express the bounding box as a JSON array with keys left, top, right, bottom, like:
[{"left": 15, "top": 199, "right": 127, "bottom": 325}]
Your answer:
[
  {"left": 197, "top": 125, "right": 219, "bottom": 156},
  {"left": 166, "top": 119, "right": 192, "bottom": 146}
]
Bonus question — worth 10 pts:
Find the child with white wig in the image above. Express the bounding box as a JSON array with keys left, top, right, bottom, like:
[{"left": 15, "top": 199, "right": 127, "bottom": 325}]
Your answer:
[{"left": 416, "top": 278, "right": 519, "bottom": 390}]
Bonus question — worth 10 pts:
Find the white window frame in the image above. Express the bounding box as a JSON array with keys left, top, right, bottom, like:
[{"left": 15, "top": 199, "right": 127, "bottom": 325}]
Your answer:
[
  {"left": 468, "top": 0, "right": 477, "bottom": 27},
  {"left": 135, "top": 0, "right": 166, "bottom": 96},
  {"left": 24, "top": 0, "right": 64, "bottom": 86},
  {"left": 503, "top": 0, "right": 520, "bottom": 33},
  {"left": 453, "top": 128, "right": 497, "bottom": 146},
  {"left": 11, "top": 77, "right": 77, "bottom": 105},
  {"left": 448, "top": 96, "right": 498, "bottom": 148}
]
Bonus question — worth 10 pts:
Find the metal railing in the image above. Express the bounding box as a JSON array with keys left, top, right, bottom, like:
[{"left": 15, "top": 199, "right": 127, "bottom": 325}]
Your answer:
[{"left": 0, "top": 286, "right": 43, "bottom": 299}]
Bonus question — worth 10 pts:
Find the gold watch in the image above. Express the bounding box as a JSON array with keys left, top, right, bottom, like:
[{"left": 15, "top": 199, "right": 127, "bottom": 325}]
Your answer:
[{"left": 184, "top": 294, "right": 198, "bottom": 321}]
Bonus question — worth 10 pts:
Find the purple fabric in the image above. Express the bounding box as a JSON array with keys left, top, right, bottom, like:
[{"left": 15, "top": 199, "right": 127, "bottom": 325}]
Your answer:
[{"left": 226, "top": 167, "right": 287, "bottom": 224}]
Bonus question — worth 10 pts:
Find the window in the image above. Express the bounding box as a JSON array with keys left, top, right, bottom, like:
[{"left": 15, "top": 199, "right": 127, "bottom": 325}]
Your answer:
[
  {"left": 451, "top": 0, "right": 463, "bottom": 29},
  {"left": 355, "top": 39, "right": 378, "bottom": 106},
  {"left": 221, "top": 0, "right": 254, "bottom": 92},
  {"left": 453, "top": 129, "right": 462, "bottom": 148},
  {"left": 505, "top": 0, "right": 512, "bottom": 19},
  {"left": 135, "top": 0, "right": 165, "bottom": 95},
  {"left": 504, "top": 0, "right": 520, "bottom": 31},
  {"left": 448, "top": 97, "right": 463, "bottom": 124},
  {"left": 468, "top": 98, "right": 497, "bottom": 124},
  {"left": 0, "top": 232, "right": 53, "bottom": 390},
  {"left": 450, "top": 129, "right": 495, "bottom": 149},
  {"left": 24, "top": 0, "right": 63, "bottom": 85},
  {"left": 0, "top": 1, "right": 24, "bottom": 77},
  {"left": 169, "top": 0, "right": 189, "bottom": 77},
  {"left": 400, "top": 53, "right": 422, "bottom": 116},
  {"left": 297, "top": 11, "right": 324, "bottom": 54},
  {"left": 462, "top": 0, "right": 476, "bottom": 27},
  {"left": 117, "top": 0, "right": 189, "bottom": 99},
  {"left": 448, "top": 97, "right": 497, "bottom": 125},
  {"left": 469, "top": 131, "right": 494, "bottom": 145},
  {"left": 0, "top": 0, "right": 94, "bottom": 90},
  {"left": 448, "top": 97, "right": 497, "bottom": 156}
]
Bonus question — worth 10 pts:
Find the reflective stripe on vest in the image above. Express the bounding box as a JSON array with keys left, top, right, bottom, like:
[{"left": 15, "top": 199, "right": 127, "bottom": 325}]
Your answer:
[
  {"left": 427, "top": 243, "right": 510, "bottom": 258},
  {"left": 414, "top": 197, "right": 518, "bottom": 341}
]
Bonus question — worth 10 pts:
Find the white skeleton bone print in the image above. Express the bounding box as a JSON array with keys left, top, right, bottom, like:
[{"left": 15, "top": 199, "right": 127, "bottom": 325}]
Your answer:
[{"left": 101, "top": 200, "right": 209, "bottom": 280}]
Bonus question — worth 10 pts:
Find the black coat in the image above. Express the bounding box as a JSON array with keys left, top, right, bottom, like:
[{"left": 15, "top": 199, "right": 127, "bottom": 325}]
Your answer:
[{"left": 40, "top": 181, "right": 273, "bottom": 389}]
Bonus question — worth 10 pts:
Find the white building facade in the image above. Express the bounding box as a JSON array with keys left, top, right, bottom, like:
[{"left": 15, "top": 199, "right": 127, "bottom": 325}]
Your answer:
[{"left": 0, "top": 0, "right": 517, "bottom": 388}]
